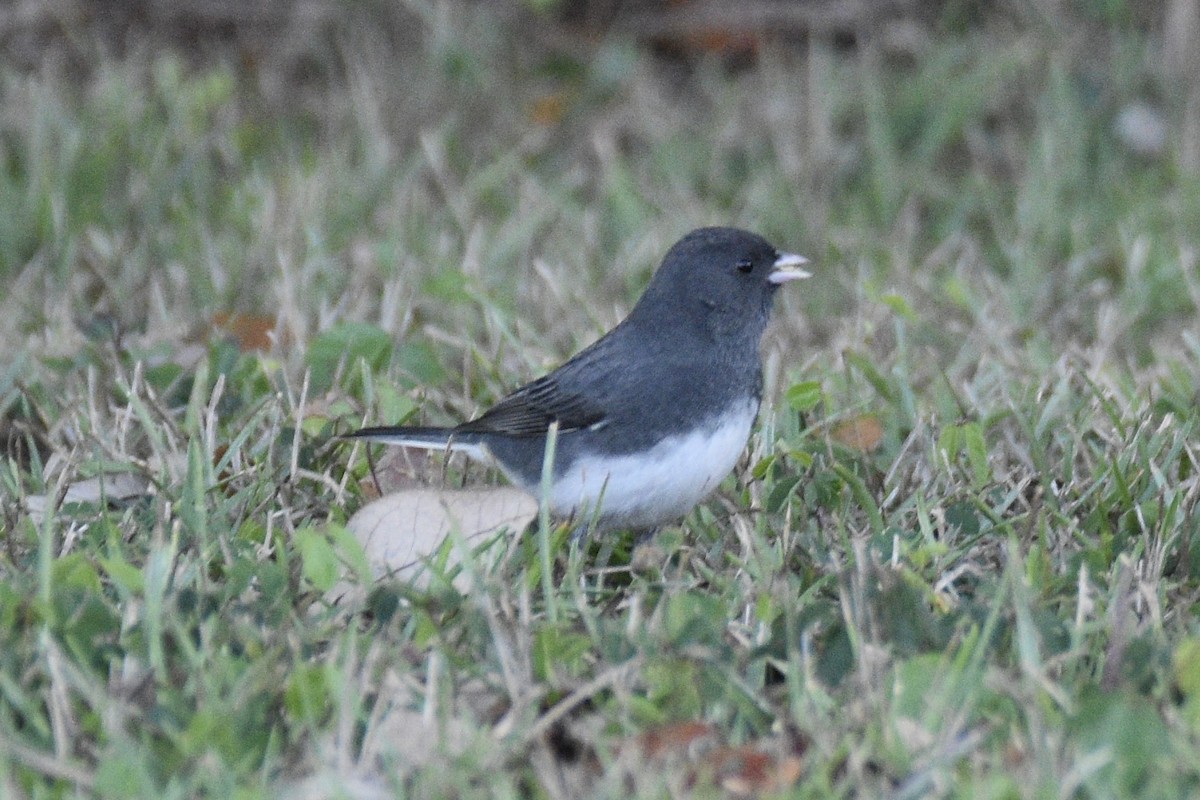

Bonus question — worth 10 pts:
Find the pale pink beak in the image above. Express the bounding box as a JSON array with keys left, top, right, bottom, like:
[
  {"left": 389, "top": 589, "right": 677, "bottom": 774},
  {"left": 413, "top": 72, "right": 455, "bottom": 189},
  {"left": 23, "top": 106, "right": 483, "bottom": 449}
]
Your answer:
[{"left": 768, "top": 252, "right": 811, "bottom": 285}]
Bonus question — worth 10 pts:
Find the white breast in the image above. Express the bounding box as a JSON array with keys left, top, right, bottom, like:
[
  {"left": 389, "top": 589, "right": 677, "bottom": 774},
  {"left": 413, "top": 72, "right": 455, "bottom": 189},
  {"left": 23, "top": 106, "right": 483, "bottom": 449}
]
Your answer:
[{"left": 550, "top": 399, "right": 759, "bottom": 530}]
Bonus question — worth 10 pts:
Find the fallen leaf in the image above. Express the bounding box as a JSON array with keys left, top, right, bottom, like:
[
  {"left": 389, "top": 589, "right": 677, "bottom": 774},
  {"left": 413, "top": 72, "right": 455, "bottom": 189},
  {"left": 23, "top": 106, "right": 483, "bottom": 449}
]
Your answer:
[
  {"left": 612, "top": 721, "right": 805, "bottom": 797},
  {"left": 681, "top": 29, "right": 760, "bottom": 57},
  {"left": 706, "top": 746, "right": 803, "bottom": 797},
  {"left": 654, "top": 0, "right": 761, "bottom": 60},
  {"left": 25, "top": 473, "right": 151, "bottom": 522},
  {"left": 831, "top": 414, "right": 885, "bottom": 453},
  {"left": 637, "top": 721, "right": 718, "bottom": 760},
  {"left": 343, "top": 487, "right": 537, "bottom": 592},
  {"left": 529, "top": 92, "right": 569, "bottom": 126},
  {"left": 211, "top": 312, "right": 285, "bottom": 351}
]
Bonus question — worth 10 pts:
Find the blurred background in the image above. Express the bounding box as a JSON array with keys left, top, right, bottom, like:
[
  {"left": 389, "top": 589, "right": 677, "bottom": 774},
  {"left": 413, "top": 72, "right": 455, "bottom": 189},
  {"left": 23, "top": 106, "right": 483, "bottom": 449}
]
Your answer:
[
  {"left": 0, "top": 0, "right": 1197, "bottom": 387},
  {"left": 3, "top": 7, "right": 1200, "bottom": 793}
]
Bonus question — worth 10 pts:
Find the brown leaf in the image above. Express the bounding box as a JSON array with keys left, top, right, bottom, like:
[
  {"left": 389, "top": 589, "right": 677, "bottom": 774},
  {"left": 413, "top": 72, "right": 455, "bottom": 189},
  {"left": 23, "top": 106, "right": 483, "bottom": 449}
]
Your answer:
[
  {"left": 211, "top": 312, "right": 285, "bottom": 351},
  {"left": 529, "top": 92, "right": 569, "bottom": 126},
  {"left": 681, "top": 29, "right": 760, "bottom": 57},
  {"left": 616, "top": 722, "right": 804, "bottom": 798},
  {"left": 706, "top": 746, "right": 803, "bottom": 797},
  {"left": 831, "top": 414, "right": 885, "bottom": 453},
  {"left": 654, "top": 0, "right": 761, "bottom": 59},
  {"left": 636, "top": 721, "right": 718, "bottom": 760}
]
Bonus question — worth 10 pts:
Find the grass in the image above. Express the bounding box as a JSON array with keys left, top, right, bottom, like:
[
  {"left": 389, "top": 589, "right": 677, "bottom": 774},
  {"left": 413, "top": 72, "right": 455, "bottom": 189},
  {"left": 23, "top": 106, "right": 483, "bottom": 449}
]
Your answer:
[{"left": 2, "top": 1, "right": 1200, "bottom": 797}]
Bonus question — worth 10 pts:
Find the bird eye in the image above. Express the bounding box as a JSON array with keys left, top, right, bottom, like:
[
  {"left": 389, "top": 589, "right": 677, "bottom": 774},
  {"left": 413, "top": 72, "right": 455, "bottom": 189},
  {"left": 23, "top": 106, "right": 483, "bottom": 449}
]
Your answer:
[{"left": 735, "top": 258, "right": 753, "bottom": 273}]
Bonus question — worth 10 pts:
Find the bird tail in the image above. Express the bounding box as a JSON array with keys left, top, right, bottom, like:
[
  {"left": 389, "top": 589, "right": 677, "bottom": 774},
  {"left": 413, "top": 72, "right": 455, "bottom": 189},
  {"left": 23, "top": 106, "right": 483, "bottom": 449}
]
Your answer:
[{"left": 343, "top": 425, "right": 487, "bottom": 460}]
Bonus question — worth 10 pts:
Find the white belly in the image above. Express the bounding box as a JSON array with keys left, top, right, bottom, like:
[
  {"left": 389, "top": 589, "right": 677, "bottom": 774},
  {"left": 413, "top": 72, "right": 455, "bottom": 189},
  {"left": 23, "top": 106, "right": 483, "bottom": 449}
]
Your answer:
[{"left": 550, "top": 399, "right": 758, "bottom": 530}]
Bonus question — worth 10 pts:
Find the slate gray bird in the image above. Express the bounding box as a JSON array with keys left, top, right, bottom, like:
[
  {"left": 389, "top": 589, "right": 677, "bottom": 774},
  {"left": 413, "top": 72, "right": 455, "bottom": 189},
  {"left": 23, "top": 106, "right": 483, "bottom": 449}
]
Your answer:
[{"left": 348, "top": 226, "right": 809, "bottom": 531}]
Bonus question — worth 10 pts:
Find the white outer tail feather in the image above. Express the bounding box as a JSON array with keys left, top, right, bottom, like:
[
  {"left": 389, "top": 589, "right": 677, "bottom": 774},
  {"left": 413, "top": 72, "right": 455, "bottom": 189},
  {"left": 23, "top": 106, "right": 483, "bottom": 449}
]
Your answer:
[{"left": 352, "top": 432, "right": 489, "bottom": 462}]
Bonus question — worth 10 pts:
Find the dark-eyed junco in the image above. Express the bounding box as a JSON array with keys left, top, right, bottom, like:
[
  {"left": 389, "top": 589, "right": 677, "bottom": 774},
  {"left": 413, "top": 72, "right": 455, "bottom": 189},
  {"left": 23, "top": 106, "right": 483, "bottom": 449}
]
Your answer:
[{"left": 349, "top": 227, "right": 809, "bottom": 531}]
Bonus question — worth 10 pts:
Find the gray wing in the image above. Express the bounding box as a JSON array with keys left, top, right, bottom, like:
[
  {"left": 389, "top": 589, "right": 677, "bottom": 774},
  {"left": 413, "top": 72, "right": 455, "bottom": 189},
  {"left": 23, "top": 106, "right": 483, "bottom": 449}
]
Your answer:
[
  {"left": 453, "top": 372, "right": 607, "bottom": 437},
  {"left": 453, "top": 321, "right": 707, "bottom": 440}
]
